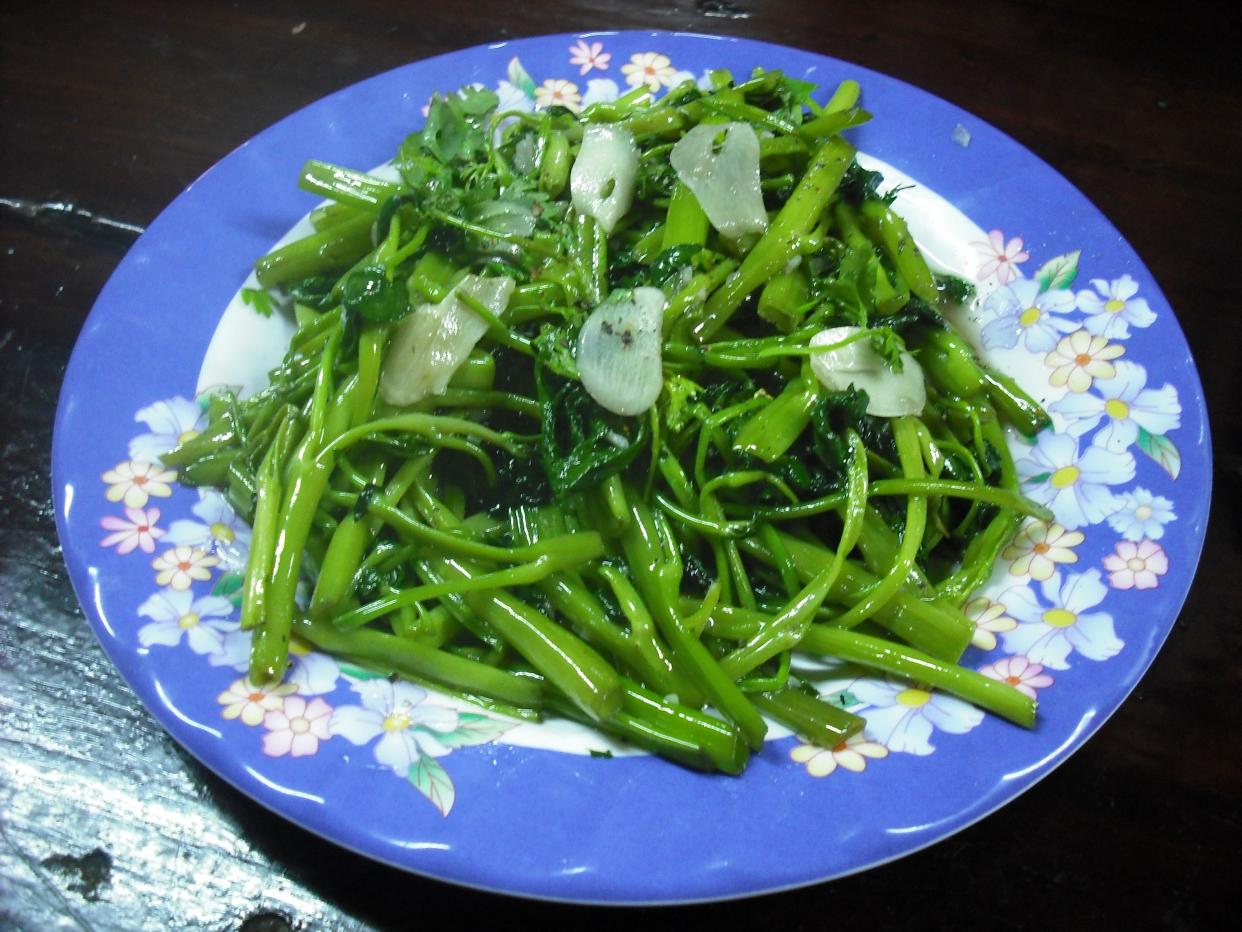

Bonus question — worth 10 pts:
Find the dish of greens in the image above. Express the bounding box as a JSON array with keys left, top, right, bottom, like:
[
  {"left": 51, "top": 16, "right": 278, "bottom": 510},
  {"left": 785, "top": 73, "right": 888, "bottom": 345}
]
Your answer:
[
  {"left": 162, "top": 66, "right": 1052, "bottom": 774},
  {"left": 56, "top": 32, "right": 1206, "bottom": 902}
]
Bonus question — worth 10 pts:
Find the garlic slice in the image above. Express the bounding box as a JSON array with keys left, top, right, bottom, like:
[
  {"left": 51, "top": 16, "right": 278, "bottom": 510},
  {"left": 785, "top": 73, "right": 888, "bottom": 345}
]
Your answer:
[
  {"left": 570, "top": 125, "right": 639, "bottom": 234},
  {"left": 669, "top": 122, "right": 768, "bottom": 239},
  {"left": 809, "top": 326, "right": 927, "bottom": 417},
  {"left": 379, "top": 275, "right": 515, "bottom": 406},
  {"left": 576, "top": 287, "right": 665, "bottom": 416}
]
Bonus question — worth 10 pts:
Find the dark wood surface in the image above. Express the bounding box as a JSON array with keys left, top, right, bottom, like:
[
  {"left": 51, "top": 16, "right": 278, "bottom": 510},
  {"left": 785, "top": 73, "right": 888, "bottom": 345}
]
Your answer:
[{"left": 2, "top": 2, "right": 1238, "bottom": 928}]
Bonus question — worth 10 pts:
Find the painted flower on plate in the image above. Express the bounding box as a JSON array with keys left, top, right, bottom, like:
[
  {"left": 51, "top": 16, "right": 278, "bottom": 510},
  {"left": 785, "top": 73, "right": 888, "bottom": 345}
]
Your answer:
[
  {"left": 964, "top": 596, "right": 1019, "bottom": 651},
  {"left": 102, "top": 460, "right": 175, "bottom": 508},
  {"left": 1051, "top": 360, "right": 1180, "bottom": 453},
  {"left": 1016, "top": 433, "right": 1134, "bottom": 530},
  {"left": 1103, "top": 539, "right": 1168, "bottom": 590},
  {"left": 973, "top": 230, "right": 1029, "bottom": 285},
  {"left": 209, "top": 629, "right": 341, "bottom": 696},
  {"left": 534, "top": 78, "right": 581, "bottom": 113},
  {"left": 164, "top": 488, "right": 252, "bottom": 571},
  {"left": 262, "top": 696, "right": 333, "bottom": 758},
  {"left": 1045, "top": 331, "right": 1125, "bottom": 393},
  {"left": 218, "top": 677, "right": 297, "bottom": 727},
  {"left": 621, "top": 52, "right": 676, "bottom": 91},
  {"left": 978, "top": 656, "right": 1054, "bottom": 700},
  {"left": 151, "top": 545, "right": 218, "bottom": 591},
  {"left": 330, "top": 680, "right": 460, "bottom": 775},
  {"left": 100, "top": 506, "right": 164, "bottom": 554},
  {"left": 129, "top": 396, "right": 206, "bottom": 464},
  {"left": 495, "top": 80, "right": 534, "bottom": 114},
  {"left": 137, "top": 588, "right": 234, "bottom": 655},
  {"left": 980, "top": 279, "right": 1078, "bottom": 353},
  {"left": 790, "top": 733, "right": 888, "bottom": 776},
  {"left": 569, "top": 39, "right": 610, "bottom": 75},
  {"left": 581, "top": 78, "right": 620, "bottom": 108},
  {"left": 998, "top": 570, "right": 1122, "bottom": 670},
  {"left": 1107, "top": 487, "right": 1176, "bottom": 541},
  {"left": 850, "top": 677, "right": 984, "bottom": 755},
  {"left": 1002, "top": 520, "right": 1084, "bottom": 581},
  {"left": 1077, "top": 274, "right": 1156, "bottom": 339}
]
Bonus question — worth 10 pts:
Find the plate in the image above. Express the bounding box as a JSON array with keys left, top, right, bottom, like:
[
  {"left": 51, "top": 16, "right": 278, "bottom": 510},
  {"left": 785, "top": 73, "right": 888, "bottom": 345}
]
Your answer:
[{"left": 52, "top": 31, "right": 1211, "bottom": 903}]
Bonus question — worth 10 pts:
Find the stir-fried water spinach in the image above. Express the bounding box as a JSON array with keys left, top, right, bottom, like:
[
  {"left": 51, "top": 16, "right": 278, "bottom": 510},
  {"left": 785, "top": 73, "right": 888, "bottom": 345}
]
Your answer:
[{"left": 164, "top": 69, "right": 1052, "bottom": 774}]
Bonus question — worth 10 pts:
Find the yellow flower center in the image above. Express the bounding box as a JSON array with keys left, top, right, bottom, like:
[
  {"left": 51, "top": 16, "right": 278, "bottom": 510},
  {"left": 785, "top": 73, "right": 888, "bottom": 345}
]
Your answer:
[
  {"left": 290, "top": 718, "right": 311, "bottom": 735},
  {"left": 1050, "top": 465, "right": 1080, "bottom": 488},
  {"left": 1127, "top": 557, "right": 1147, "bottom": 572},
  {"left": 1019, "top": 307, "right": 1042, "bottom": 327},
  {"left": 210, "top": 522, "right": 235, "bottom": 543},
  {"left": 178, "top": 612, "right": 200, "bottom": 629},
  {"left": 382, "top": 712, "right": 412, "bottom": 732},
  {"left": 1135, "top": 505, "right": 1153, "bottom": 520},
  {"left": 1033, "top": 542, "right": 1051, "bottom": 554},
  {"left": 177, "top": 429, "right": 200, "bottom": 444},
  {"left": 289, "top": 637, "right": 311, "bottom": 657},
  {"left": 1104, "top": 399, "right": 1130, "bottom": 420},
  {"left": 1105, "top": 299, "right": 1126, "bottom": 314},
  {"left": 896, "top": 688, "right": 931, "bottom": 708},
  {"left": 1043, "top": 608, "right": 1077, "bottom": 628}
]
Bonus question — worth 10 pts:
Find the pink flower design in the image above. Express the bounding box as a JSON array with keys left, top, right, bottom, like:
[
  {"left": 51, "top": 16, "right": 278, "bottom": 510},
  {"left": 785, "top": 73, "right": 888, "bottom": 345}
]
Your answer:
[
  {"left": 100, "top": 507, "right": 165, "bottom": 554},
  {"left": 978, "top": 656, "right": 1054, "bottom": 700},
  {"left": 569, "top": 39, "right": 610, "bottom": 75},
  {"left": 973, "top": 230, "right": 1029, "bottom": 284},
  {"left": 262, "top": 695, "right": 333, "bottom": 757},
  {"left": 1103, "top": 538, "right": 1168, "bottom": 590}
]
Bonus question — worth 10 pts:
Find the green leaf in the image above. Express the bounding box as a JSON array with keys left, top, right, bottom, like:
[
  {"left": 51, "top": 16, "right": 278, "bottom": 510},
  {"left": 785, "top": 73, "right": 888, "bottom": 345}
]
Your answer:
[
  {"left": 409, "top": 755, "right": 456, "bottom": 817},
  {"left": 341, "top": 265, "right": 412, "bottom": 323},
  {"left": 1033, "top": 250, "right": 1080, "bottom": 291},
  {"left": 1024, "top": 471, "right": 1052, "bottom": 485},
  {"left": 240, "top": 287, "right": 276, "bottom": 318},
  {"left": 432, "top": 713, "right": 515, "bottom": 748},
  {"left": 507, "top": 56, "right": 536, "bottom": 98},
  {"left": 1137, "top": 427, "right": 1181, "bottom": 479}
]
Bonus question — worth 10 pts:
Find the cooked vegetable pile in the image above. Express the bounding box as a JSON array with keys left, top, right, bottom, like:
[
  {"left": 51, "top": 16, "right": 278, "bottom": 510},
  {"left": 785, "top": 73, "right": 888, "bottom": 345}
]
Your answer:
[{"left": 164, "top": 69, "right": 1053, "bottom": 773}]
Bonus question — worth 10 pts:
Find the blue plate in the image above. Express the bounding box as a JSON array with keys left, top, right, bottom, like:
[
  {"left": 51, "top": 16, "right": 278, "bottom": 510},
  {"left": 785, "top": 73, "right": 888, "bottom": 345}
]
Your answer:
[{"left": 53, "top": 32, "right": 1211, "bottom": 903}]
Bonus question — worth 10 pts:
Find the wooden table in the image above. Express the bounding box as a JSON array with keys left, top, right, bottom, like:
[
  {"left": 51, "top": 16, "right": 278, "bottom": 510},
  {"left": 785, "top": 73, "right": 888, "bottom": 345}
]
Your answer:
[{"left": 2, "top": 2, "right": 1237, "bottom": 927}]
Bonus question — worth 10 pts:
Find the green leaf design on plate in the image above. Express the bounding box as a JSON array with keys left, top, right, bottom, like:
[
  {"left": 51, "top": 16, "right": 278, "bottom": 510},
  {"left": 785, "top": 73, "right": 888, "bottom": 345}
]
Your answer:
[
  {"left": 336, "top": 661, "right": 387, "bottom": 681},
  {"left": 409, "top": 756, "right": 456, "bottom": 817},
  {"left": 824, "top": 689, "right": 861, "bottom": 710},
  {"left": 434, "top": 712, "right": 515, "bottom": 749},
  {"left": 1034, "top": 250, "right": 1080, "bottom": 291},
  {"left": 1024, "top": 471, "right": 1052, "bottom": 485},
  {"left": 1137, "top": 427, "right": 1181, "bottom": 479},
  {"left": 211, "top": 570, "right": 245, "bottom": 604},
  {"left": 507, "top": 56, "right": 536, "bottom": 98}
]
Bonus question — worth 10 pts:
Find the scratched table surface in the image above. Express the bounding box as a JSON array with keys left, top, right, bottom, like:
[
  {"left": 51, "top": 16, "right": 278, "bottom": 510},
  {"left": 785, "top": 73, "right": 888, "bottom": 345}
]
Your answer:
[{"left": 2, "top": 1, "right": 1239, "bottom": 929}]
